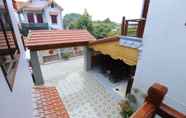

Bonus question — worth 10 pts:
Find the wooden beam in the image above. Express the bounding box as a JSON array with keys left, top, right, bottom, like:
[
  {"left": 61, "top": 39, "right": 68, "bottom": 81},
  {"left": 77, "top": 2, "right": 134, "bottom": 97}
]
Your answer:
[
  {"left": 157, "top": 103, "right": 186, "bottom": 118},
  {"left": 28, "top": 41, "right": 89, "bottom": 51}
]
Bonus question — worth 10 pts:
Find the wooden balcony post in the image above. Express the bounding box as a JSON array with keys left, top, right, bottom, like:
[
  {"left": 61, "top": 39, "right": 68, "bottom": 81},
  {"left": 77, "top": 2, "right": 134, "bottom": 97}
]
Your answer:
[
  {"left": 137, "top": 20, "right": 145, "bottom": 38},
  {"left": 130, "top": 83, "right": 168, "bottom": 118},
  {"left": 121, "top": 16, "right": 125, "bottom": 35},
  {"left": 145, "top": 83, "right": 168, "bottom": 107},
  {"left": 124, "top": 20, "right": 128, "bottom": 36},
  {"left": 141, "top": 0, "right": 150, "bottom": 19}
]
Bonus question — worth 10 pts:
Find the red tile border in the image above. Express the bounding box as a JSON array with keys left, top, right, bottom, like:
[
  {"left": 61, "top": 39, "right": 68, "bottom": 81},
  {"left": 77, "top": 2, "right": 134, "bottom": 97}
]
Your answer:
[{"left": 32, "top": 86, "right": 69, "bottom": 118}]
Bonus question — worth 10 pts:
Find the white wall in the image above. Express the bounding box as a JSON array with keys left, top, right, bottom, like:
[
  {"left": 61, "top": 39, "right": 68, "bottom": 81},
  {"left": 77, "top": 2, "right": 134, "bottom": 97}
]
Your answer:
[
  {"left": 134, "top": 0, "right": 186, "bottom": 113},
  {"left": 45, "top": 5, "right": 63, "bottom": 29},
  {"left": 0, "top": 1, "right": 33, "bottom": 118}
]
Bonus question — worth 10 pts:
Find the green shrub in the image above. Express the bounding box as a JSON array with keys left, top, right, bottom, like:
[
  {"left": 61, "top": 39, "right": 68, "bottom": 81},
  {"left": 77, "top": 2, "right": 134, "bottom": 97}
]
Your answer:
[
  {"left": 119, "top": 100, "right": 134, "bottom": 118},
  {"left": 63, "top": 53, "right": 71, "bottom": 60}
]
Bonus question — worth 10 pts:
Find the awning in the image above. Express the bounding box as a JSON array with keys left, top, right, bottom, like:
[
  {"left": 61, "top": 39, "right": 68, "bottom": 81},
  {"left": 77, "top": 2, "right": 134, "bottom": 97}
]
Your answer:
[{"left": 89, "top": 37, "right": 139, "bottom": 66}]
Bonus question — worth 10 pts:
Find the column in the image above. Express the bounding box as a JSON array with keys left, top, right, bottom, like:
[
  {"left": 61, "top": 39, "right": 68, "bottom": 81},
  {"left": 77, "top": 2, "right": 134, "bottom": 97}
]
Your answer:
[
  {"left": 30, "top": 51, "right": 44, "bottom": 85},
  {"left": 84, "top": 46, "right": 93, "bottom": 71}
]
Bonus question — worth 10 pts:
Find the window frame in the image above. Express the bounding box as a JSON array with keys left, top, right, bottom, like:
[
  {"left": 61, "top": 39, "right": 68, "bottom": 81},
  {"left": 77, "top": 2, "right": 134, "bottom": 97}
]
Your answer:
[
  {"left": 50, "top": 15, "right": 58, "bottom": 24},
  {"left": 51, "top": 2, "right": 55, "bottom": 8},
  {"left": 27, "top": 12, "right": 35, "bottom": 23},
  {"left": 36, "top": 13, "right": 43, "bottom": 23}
]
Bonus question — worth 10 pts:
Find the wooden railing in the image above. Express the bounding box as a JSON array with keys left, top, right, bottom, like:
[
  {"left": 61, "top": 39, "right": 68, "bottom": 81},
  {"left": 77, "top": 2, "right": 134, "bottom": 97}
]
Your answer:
[
  {"left": 130, "top": 83, "right": 186, "bottom": 118},
  {"left": 121, "top": 16, "right": 146, "bottom": 38}
]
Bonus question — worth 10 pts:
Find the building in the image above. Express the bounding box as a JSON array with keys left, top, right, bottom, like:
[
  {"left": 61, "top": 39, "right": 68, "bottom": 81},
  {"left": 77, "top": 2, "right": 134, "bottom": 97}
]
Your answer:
[
  {"left": 134, "top": 0, "right": 186, "bottom": 113},
  {"left": 17, "top": 0, "right": 63, "bottom": 29},
  {"left": 16, "top": 0, "right": 73, "bottom": 64}
]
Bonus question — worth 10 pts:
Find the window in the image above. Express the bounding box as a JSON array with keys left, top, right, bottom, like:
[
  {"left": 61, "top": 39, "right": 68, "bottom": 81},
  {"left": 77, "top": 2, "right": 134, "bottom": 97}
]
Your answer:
[
  {"left": 0, "top": 0, "right": 20, "bottom": 91},
  {"left": 51, "top": 2, "right": 55, "bottom": 8},
  {"left": 51, "top": 15, "right": 57, "bottom": 24},
  {"left": 27, "top": 13, "right": 34, "bottom": 23},
  {"left": 36, "top": 13, "right": 43, "bottom": 23}
]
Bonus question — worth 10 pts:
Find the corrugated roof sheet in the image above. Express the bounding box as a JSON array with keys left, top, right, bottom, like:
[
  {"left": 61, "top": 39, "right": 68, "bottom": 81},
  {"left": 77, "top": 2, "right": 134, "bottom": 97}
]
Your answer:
[
  {"left": 26, "top": 30, "right": 96, "bottom": 51},
  {"left": 89, "top": 37, "right": 139, "bottom": 66}
]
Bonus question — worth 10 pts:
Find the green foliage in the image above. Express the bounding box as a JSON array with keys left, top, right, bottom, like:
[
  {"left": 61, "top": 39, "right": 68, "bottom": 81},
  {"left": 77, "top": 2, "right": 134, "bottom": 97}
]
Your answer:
[
  {"left": 73, "top": 13, "right": 93, "bottom": 33},
  {"left": 119, "top": 100, "right": 134, "bottom": 118},
  {"left": 63, "top": 53, "right": 71, "bottom": 60},
  {"left": 63, "top": 11, "right": 120, "bottom": 39},
  {"left": 127, "top": 27, "right": 137, "bottom": 37},
  {"left": 92, "top": 19, "right": 119, "bottom": 39},
  {"left": 63, "top": 13, "right": 81, "bottom": 29}
]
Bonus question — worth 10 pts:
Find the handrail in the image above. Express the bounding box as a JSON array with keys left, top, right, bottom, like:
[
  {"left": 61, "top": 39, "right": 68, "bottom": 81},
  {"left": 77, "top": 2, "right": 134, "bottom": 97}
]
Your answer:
[
  {"left": 126, "top": 18, "right": 146, "bottom": 22},
  {"left": 130, "top": 101, "right": 156, "bottom": 118},
  {"left": 157, "top": 103, "right": 186, "bottom": 118},
  {"left": 130, "top": 83, "right": 186, "bottom": 118}
]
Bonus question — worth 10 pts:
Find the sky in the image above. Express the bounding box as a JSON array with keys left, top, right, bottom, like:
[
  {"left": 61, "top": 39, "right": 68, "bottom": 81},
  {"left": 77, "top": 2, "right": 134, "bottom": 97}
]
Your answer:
[{"left": 18, "top": 0, "right": 144, "bottom": 23}]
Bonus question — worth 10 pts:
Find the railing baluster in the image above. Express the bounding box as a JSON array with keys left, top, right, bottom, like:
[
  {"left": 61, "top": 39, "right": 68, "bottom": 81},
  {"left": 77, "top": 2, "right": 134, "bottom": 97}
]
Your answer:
[
  {"left": 3, "top": 0, "right": 19, "bottom": 53},
  {"left": 137, "top": 20, "right": 145, "bottom": 38},
  {"left": 121, "top": 18, "right": 146, "bottom": 38}
]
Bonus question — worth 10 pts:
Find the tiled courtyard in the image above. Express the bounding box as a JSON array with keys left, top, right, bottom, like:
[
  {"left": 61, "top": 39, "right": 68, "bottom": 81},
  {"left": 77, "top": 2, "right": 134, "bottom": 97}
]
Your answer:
[{"left": 41, "top": 56, "right": 126, "bottom": 118}]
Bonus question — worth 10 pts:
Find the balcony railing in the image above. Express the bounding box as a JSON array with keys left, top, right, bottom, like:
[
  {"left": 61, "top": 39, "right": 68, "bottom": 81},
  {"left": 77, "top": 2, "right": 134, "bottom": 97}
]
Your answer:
[
  {"left": 130, "top": 83, "right": 186, "bottom": 118},
  {"left": 21, "top": 23, "right": 49, "bottom": 36},
  {"left": 121, "top": 17, "right": 146, "bottom": 38},
  {"left": 0, "top": 0, "right": 20, "bottom": 91}
]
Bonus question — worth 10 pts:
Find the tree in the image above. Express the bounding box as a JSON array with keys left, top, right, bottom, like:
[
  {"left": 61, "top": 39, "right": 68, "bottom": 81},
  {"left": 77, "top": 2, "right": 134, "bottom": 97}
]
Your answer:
[
  {"left": 63, "top": 13, "right": 81, "bottom": 29},
  {"left": 63, "top": 11, "right": 120, "bottom": 39},
  {"left": 103, "top": 18, "right": 112, "bottom": 23},
  {"left": 69, "top": 9, "right": 93, "bottom": 33},
  {"left": 92, "top": 20, "right": 119, "bottom": 39}
]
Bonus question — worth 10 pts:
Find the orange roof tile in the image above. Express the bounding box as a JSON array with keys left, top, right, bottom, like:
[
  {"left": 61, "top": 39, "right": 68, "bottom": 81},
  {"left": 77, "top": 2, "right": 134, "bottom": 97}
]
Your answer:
[
  {"left": 0, "top": 32, "right": 16, "bottom": 50},
  {"left": 32, "top": 86, "right": 69, "bottom": 118},
  {"left": 26, "top": 30, "right": 96, "bottom": 51}
]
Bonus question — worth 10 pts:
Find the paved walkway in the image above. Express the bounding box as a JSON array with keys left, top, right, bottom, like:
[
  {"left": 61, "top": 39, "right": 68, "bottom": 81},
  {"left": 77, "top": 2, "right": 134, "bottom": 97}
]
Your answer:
[{"left": 41, "top": 56, "right": 122, "bottom": 118}]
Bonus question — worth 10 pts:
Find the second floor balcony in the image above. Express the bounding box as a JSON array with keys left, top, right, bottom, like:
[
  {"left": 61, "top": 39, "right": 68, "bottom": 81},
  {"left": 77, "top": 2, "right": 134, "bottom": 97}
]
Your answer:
[{"left": 21, "top": 23, "right": 49, "bottom": 36}]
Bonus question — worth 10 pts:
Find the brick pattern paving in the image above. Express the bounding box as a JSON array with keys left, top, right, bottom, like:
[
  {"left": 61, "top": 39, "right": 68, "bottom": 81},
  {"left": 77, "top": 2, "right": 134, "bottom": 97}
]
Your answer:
[{"left": 32, "top": 86, "right": 69, "bottom": 118}]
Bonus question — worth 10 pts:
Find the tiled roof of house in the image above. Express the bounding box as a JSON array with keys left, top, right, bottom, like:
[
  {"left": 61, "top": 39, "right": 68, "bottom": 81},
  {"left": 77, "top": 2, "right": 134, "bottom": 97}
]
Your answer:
[
  {"left": 14, "top": 1, "right": 25, "bottom": 10},
  {"left": 15, "top": 0, "right": 63, "bottom": 11},
  {"left": 26, "top": 30, "right": 96, "bottom": 51},
  {"left": 0, "top": 32, "right": 16, "bottom": 50},
  {"left": 32, "top": 86, "right": 69, "bottom": 118}
]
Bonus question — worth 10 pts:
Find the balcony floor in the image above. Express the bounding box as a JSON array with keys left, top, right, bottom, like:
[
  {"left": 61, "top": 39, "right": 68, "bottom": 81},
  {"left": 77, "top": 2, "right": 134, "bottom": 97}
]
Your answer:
[{"left": 41, "top": 56, "right": 126, "bottom": 118}]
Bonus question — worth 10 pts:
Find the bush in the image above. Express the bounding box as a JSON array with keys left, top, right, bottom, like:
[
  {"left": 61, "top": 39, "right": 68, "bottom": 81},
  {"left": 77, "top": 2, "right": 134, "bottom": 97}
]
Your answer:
[
  {"left": 119, "top": 100, "right": 134, "bottom": 118},
  {"left": 63, "top": 53, "right": 71, "bottom": 60}
]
